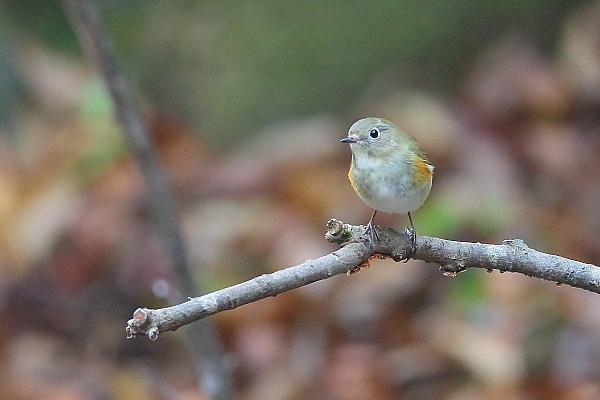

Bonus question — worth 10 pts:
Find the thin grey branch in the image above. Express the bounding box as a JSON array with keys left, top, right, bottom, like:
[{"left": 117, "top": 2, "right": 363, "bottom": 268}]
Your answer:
[
  {"left": 59, "top": 1, "right": 232, "bottom": 399},
  {"left": 127, "top": 240, "right": 371, "bottom": 338},
  {"left": 126, "top": 219, "right": 600, "bottom": 339}
]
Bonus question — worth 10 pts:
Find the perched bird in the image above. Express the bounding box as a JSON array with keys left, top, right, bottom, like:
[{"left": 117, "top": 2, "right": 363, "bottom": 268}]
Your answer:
[{"left": 341, "top": 117, "right": 433, "bottom": 258}]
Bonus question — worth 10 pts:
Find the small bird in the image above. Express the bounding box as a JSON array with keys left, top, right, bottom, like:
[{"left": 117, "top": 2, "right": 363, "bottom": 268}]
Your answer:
[{"left": 341, "top": 117, "right": 433, "bottom": 258}]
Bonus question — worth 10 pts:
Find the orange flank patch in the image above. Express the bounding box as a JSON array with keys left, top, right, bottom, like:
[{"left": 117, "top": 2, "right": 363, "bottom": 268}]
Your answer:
[
  {"left": 412, "top": 155, "right": 433, "bottom": 185},
  {"left": 348, "top": 165, "right": 360, "bottom": 194}
]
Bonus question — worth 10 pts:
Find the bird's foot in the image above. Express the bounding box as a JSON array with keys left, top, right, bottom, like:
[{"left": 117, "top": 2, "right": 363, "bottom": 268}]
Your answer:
[
  {"left": 365, "top": 219, "right": 379, "bottom": 243},
  {"left": 403, "top": 226, "right": 417, "bottom": 262}
]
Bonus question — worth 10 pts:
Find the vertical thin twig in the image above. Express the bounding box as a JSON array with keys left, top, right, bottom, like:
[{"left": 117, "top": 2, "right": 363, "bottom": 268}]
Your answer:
[{"left": 59, "top": 1, "right": 233, "bottom": 399}]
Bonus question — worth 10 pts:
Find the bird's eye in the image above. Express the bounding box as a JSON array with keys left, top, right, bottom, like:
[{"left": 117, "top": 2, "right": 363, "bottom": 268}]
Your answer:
[{"left": 369, "top": 128, "right": 379, "bottom": 138}]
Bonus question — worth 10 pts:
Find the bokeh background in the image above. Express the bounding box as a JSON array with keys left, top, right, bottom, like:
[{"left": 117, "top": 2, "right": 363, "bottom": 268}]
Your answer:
[{"left": 2, "top": 1, "right": 600, "bottom": 399}]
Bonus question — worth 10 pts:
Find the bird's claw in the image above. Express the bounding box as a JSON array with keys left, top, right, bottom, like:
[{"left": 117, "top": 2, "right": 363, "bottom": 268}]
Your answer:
[
  {"left": 403, "top": 226, "right": 417, "bottom": 262},
  {"left": 365, "top": 220, "right": 379, "bottom": 243}
]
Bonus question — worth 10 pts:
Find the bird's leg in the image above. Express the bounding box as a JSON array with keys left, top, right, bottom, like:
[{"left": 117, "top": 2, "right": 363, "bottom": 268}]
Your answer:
[
  {"left": 404, "top": 212, "right": 417, "bottom": 262},
  {"left": 365, "top": 209, "right": 378, "bottom": 242}
]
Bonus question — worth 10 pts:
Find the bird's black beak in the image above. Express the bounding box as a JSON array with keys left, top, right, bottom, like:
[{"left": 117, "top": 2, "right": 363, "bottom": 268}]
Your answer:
[{"left": 340, "top": 137, "right": 357, "bottom": 143}]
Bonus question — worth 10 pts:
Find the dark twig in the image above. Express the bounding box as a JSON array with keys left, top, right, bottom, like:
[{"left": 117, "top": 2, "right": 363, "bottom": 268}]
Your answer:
[
  {"left": 126, "top": 219, "right": 600, "bottom": 339},
  {"left": 59, "top": 1, "right": 232, "bottom": 399}
]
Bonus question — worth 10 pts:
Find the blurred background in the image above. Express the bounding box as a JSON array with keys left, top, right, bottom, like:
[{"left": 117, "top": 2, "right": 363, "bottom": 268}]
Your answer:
[{"left": 2, "top": 0, "right": 600, "bottom": 399}]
